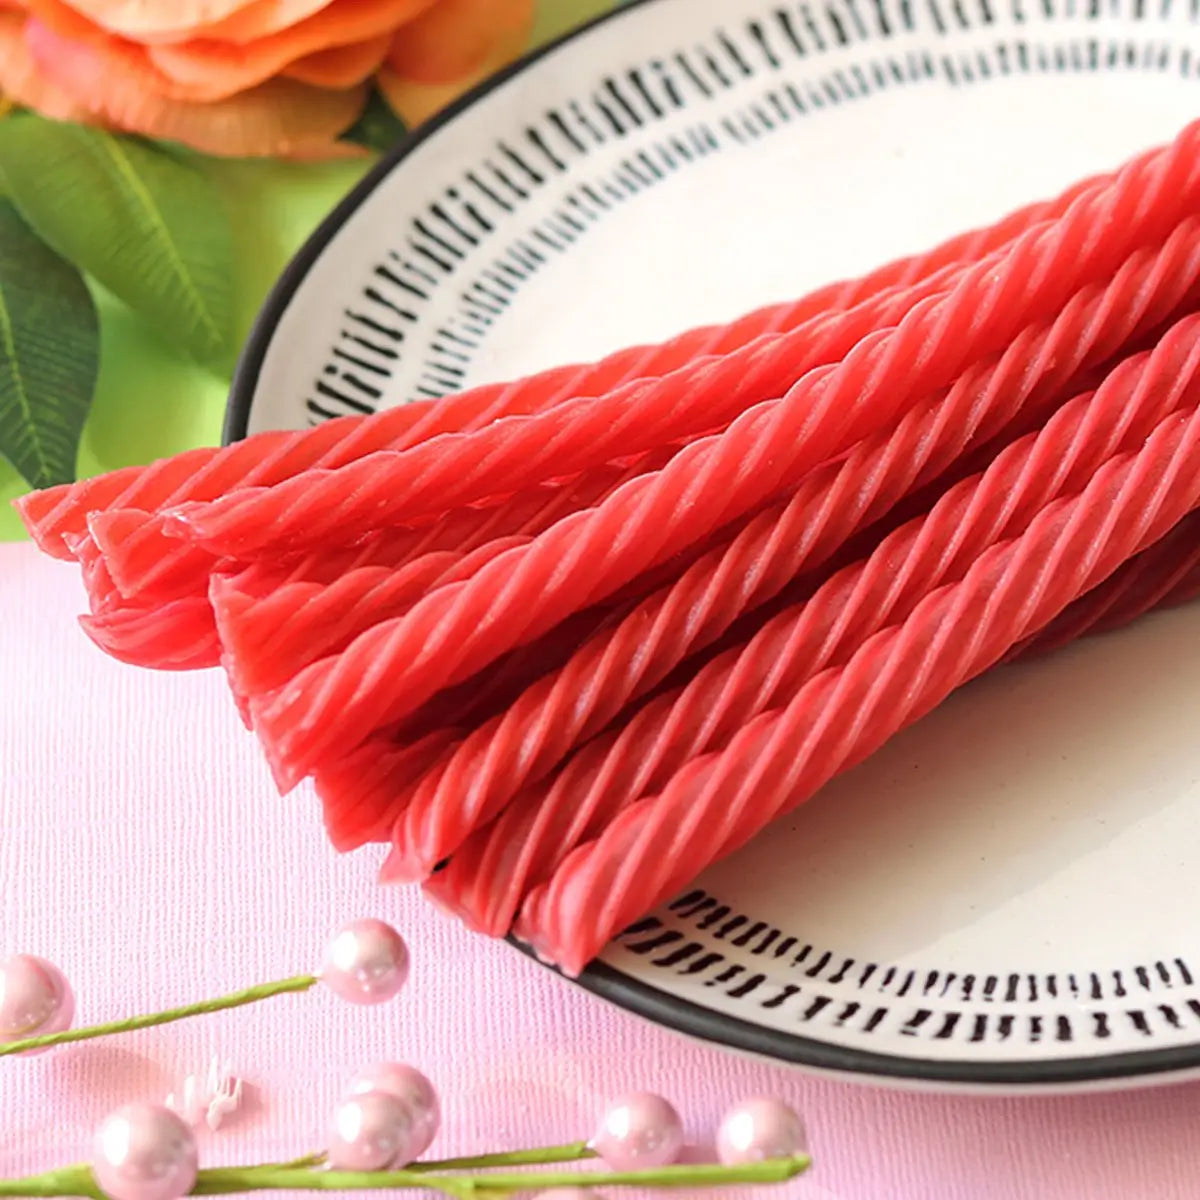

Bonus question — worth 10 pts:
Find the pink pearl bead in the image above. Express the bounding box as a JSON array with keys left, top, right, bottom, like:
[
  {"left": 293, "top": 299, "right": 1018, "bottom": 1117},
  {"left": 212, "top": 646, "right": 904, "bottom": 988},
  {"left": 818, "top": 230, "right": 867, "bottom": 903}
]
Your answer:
[
  {"left": 715, "top": 1097, "right": 807, "bottom": 1165},
  {"left": 320, "top": 919, "right": 409, "bottom": 1005},
  {"left": 328, "top": 1090, "right": 424, "bottom": 1171},
  {"left": 347, "top": 1063, "right": 439, "bottom": 1157},
  {"left": 590, "top": 1092, "right": 684, "bottom": 1171},
  {"left": 0, "top": 955, "right": 74, "bottom": 1054},
  {"left": 92, "top": 1103, "right": 198, "bottom": 1200}
]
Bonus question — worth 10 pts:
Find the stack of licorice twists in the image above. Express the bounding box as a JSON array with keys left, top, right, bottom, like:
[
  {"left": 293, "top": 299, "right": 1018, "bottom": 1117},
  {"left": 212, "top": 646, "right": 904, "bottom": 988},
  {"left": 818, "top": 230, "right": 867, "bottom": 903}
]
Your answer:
[{"left": 19, "top": 117, "right": 1200, "bottom": 975}]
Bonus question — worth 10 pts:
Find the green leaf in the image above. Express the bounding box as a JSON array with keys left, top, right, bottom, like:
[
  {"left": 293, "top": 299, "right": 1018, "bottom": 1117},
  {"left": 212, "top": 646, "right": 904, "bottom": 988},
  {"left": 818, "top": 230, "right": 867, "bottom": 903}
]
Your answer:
[
  {"left": 0, "top": 117, "right": 234, "bottom": 368},
  {"left": 342, "top": 86, "right": 406, "bottom": 153},
  {"left": 0, "top": 199, "right": 99, "bottom": 489}
]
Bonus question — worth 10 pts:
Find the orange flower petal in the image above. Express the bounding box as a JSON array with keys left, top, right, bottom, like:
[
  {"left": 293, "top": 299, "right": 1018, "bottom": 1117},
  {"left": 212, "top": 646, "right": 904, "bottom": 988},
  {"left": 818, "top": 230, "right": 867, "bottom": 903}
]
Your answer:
[
  {"left": 282, "top": 32, "right": 388, "bottom": 87},
  {"left": 24, "top": 0, "right": 110, "bottom": 40},
  {"left": 147, "top": 0, "right": 439, "bottom": 101},
  {"left": 60, "top": 2, "right": 340, "bottom": 47},
  {"left": 23, "top": 10, "right": 220, "bottom": 100},
  {"left": 26, "top": 18, "right": 368, "bottom": 156},
  {"left": 0, "top": 10, "right": 91, "bottom": 118},
  {"left": 184, "top": 0, "right": 333, "bottom": 44},
  {"left": 385, "top": 0, "right": 533, "bottom": 85},
  {"left": 47, "top": 0, "right": 264, "bottom": 39}
]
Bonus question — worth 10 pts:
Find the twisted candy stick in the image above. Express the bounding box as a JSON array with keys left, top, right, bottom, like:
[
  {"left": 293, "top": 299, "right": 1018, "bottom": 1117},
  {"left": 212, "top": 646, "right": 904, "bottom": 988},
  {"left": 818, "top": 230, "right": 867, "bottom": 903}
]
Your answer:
[
  {"left": 0, "top": 274, "right": 906, "bottom": 559},
  {"left": 20, "top": 148, "right": 1113, "bottom": 567},
  {"left": 390, "top": 222, "right": 1200, "bottom": 872},
  {"left": 91, "top": 431, "right": 677, "bottom": 606},
  {"left": 79, "top": 597, "right": 221, "bottom": 671},
  {"left": 312, "top": 604, "right": 638, "bottom": 852},
  {"left": 166, "top": 246, "right": 1010, "bottom": 559},
  {"left": 246, "top": 134, "right": 1200, "bottom": 790},
  {"left": 236, "top": 446, "right": 677, "bottom": 590},
  {"left": 314, "top": 727, "right": 464, "bottom": 853},
  {"left": 418, "top": 325, "right": 1200, "bottom": 921},
  {"left": 224, "top": 453, "right": 669, "bottom": 598},
  {"left": 117, "top": 128, "right": 1200, "bottom": 563},
  {"left": 1012, "top": 509, "right": 1200, "bottom": 658},
  {"left": 83, "top": 445, "right": 679, "bottom": 673},
  {"left": 209, "top": 447, "right": 680, "bottom": 694},
  {"left": 517, "top": 398, "right": 1200, "bottom": 974},
  {"left": 21, "top": 151, "right": 1123, "bottom": 566},
  {"left": 215, "top": 539, "right": 530, "bottom": 697}
]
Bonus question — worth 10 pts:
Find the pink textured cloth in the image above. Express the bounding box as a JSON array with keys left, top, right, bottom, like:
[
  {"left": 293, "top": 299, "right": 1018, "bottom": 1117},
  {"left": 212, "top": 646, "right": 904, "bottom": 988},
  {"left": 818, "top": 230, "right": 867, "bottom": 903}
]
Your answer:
[{"left": 1, "top": 540, "right": 1198, "bottom": 1200}]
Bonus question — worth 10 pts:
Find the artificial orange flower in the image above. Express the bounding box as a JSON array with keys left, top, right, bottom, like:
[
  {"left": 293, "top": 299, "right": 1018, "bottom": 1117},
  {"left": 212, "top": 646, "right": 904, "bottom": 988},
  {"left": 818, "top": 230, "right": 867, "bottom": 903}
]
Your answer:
[{"left": 0, "top": 0, "right": 536, "bottom": 157}]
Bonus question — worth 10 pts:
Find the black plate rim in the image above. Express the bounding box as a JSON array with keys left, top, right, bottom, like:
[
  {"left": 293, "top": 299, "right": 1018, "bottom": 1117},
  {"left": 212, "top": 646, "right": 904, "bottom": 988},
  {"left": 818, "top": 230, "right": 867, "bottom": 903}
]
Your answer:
[{"left": 222, "top": 0, "right": 1200, "bottom": 1089}]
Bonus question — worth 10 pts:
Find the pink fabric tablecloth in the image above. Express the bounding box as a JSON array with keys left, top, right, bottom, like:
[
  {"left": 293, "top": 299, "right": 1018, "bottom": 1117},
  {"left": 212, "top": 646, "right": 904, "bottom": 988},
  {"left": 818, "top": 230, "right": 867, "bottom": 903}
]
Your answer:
[{"left": 1, "top": 539, "right": 1197, "bottom": 1200}]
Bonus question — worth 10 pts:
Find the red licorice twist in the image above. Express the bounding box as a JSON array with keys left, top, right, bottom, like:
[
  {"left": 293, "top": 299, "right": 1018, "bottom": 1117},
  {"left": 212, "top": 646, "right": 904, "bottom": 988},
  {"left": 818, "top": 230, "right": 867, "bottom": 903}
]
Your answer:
[
  {"left": 1013, "top": 510, "right": 1200, "bottom": 658},
  {"left": 391, "top": 223, "right": 1200, "bottom": 876},
  {"left": 168, "top": 249, "right": 1011, "bottom": 557},
  {"left": 516, "top": 398, "right": 1200, "bottom": 974},
  {"left": 420, "top": 321, "right": 1200, "bottom": 924},
  {"left": 245, "top": 128, "right": 1200, "bottom": 790},
  {"left": 328, "top": 609, "right": 638, "bottom": 854},
  {"left": 314, "top": 727, "right": 464, "bottom": 854},
  {"left": 78, "top": 598, "right": 221, "bottom": 671}
]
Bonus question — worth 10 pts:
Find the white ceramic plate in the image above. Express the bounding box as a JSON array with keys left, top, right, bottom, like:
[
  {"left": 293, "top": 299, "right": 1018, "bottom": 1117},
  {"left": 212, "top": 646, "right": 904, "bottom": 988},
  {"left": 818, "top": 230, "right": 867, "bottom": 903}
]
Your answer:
[{"left": 227, "top": 0, "right": 1200, "bottom": 1090}]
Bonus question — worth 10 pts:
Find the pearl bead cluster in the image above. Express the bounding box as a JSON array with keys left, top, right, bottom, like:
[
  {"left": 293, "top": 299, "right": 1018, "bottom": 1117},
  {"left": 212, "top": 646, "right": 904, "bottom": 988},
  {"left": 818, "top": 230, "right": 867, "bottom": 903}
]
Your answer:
[
  {"left": 589, "top": 1091, "right": 808, "bottom": 1171},
  {"left": 1, "top": 920, "right": 806, "bottom": 1200}
]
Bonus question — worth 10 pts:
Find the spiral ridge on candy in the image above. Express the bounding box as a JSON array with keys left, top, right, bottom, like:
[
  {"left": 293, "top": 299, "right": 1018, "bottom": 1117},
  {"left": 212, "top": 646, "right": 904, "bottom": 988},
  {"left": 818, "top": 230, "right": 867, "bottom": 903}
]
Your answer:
[
  {"left": 1013, "top": 509, "right": 1200, "bottom": 658},
  {"left": 314, "top": 727, "right": 463, "bottom": 854},
  {"left": 78, "top": 597, "right": 221, "bottom": 671},
  {"left": 217, "top": 538, "right": 532, "bottom": 698},
  {"left": 515, "top": 391, "right": 1200, "bottom": 973},
  {"left": 392, "top": 221, "right": 1200, "bottom": 879},
  {"left": 212, "top": 447, "right": 675, "bottom": 695},
  {"left": 245, "top": 130, "right": 1200, "bottom": 790},
  {"left": 94, "top": 436, "right": 678, "bottom": 606},
  {"left": 422, "top": 320, "right": 1200, "bottom": 925}
]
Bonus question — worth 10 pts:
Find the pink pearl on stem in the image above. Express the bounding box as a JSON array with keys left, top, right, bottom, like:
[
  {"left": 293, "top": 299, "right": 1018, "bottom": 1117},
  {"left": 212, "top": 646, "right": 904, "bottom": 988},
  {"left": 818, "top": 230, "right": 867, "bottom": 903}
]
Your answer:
[
  {"left": 590, "top": 1092, "right": 684, "bottom": 1171},
  {"left": 92, "top": 1103, "right": 198, "bottom": 1200},
  {"left": 715, "top": 1097, "right": 807, "bottom": 1166},
  {"left": 320, "top": 919, "right": 409, "bottom": 1005},
  {"left": 328, "top": 1090, "right": 424, "bottom": 1171},
  {"left": 347, "top": 1063, "right": 440, "bottom": 1157},
  {"left": 0, "top": 955, "right": 74, "bottom": 1054}
]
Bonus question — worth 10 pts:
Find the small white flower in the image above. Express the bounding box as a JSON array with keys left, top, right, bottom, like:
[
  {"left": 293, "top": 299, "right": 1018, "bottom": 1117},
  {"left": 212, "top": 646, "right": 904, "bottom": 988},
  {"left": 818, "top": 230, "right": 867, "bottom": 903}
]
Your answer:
[{"left": 166, "top": 1058, "right": 244, "bottom": 1131}]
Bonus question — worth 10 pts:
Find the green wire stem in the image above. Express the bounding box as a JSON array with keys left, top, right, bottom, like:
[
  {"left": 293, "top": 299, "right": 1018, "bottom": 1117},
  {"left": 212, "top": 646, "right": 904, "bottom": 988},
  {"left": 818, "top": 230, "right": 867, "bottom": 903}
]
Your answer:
[
  {"left": 0, "top": 1155, "right": 811, "bottom": 1198},
  {"left": 0, "top": 976, "right": 318, "bottom": 1056}
]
